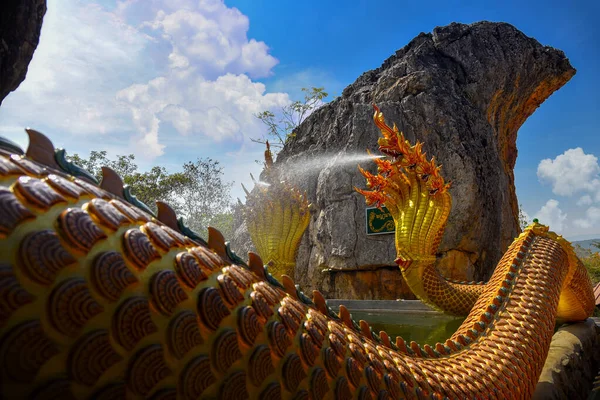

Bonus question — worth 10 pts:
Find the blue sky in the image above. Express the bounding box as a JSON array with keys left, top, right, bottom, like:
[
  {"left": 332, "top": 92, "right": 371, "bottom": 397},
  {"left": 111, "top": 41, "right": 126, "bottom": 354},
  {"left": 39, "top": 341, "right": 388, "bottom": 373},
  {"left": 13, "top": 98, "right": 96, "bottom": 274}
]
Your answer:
[{"left": 0, "top": 0, "right": 598, "bottom": 240}]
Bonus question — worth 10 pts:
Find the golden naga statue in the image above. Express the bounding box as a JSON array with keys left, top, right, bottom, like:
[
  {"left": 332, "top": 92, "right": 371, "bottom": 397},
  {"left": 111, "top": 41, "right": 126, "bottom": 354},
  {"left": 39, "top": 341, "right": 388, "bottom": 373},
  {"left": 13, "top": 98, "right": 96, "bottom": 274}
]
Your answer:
[
  {"left": 0, "top": 109, "right": 594, "bottom": 399},
  {"left": 243, "top": 141, "right": 310, "bottom": 279},
  {"left": 358, "top": 106, "right": 594, "bottom": 320}
]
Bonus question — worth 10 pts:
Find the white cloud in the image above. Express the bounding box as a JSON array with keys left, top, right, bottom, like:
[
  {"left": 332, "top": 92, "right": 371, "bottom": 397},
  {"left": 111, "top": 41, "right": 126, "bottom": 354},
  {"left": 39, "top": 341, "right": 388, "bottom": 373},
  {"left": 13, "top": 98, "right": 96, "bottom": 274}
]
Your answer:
[
  {"left": 143, "top": 4, "right": 277, "bottom": 80},
  {"left": 577, "top": 195, "right": 593, "bottom": 206},
  {"left": 112, "top": 0, "right": 290, "bottom": 158},
  {"left": 168, "top": 49, "right": 190, "bottom": 69},
  {"left": 533, "top": 199, "right": 567, "bottom": 233},
  {"left": 537, "top": 148, "right": 600, "bottom": 197},
  {"left": 0, "top": 1, "right": 150, "bottom": 136},
  {"left": 533, "top": 148, "right": 600, "bottom": 237},
  {"left": 116, "top": 72, "right": 290, "bottom": 157},
  {"left": 160, "top": 105, "right": 192, "bottom": 135},
  {"left": 0, "top": 0, "right": 291, "bottom": 162},
  {"left": 574, "top": 206, "right": 600, "bottom": 229}
]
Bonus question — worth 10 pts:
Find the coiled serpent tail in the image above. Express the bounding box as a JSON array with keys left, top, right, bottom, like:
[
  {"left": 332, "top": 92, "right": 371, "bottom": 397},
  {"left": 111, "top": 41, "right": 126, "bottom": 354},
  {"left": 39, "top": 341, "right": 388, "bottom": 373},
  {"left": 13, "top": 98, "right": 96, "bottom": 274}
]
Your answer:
[
  {"left": 0, "top": 122, "right": 594, "bottom": 399},
  {"left": 358, "top": 106, "right": 594, "bottom": 319}
]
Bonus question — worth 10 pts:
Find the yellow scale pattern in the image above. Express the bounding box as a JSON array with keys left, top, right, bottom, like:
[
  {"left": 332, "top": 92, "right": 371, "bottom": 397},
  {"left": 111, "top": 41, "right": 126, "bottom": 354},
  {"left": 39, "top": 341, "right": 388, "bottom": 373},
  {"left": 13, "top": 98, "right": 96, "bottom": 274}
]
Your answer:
[
  {"left": 0, "top": 151, "right": 412, "bottom": 399},
  {"left": 243, "top": 142, "right": 310, "bottom": 280},
  {"left": 0, "top": 112, "right": 595, "bottom": 399},
  {"left": 357, "top": 106, "right": 594, "bottom": 320}
]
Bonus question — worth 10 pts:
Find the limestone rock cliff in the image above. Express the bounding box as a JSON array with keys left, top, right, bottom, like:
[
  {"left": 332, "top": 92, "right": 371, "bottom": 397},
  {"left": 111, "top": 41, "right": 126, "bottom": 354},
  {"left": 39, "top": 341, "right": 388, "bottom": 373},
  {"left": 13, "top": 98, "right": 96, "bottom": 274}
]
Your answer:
[
  {"left": 0, "top": 0, "right": 46, "bottom": 105},
  {"left": 233, "top": 21, "right": 575, "bottom": 299}
]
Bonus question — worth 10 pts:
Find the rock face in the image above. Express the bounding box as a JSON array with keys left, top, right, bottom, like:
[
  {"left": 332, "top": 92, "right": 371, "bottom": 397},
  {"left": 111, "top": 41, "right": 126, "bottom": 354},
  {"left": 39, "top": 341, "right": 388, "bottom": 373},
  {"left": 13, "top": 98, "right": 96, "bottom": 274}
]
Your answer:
[
  {"left": 532, "top": 319, "right": 600, "bottom": 400},
  {"left": 0, "top": 0, "right": 47, "bottom": 105},
  {"left": 233, "top": 21, "right": 575, "bottom": 299}
]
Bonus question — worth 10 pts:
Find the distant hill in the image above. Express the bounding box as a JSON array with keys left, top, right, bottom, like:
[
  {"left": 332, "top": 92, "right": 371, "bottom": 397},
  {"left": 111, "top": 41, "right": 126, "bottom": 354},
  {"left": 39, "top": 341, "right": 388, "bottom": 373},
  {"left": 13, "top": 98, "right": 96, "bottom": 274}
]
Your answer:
[
  {"left": 572, "top": 239, "right": 600, "bottom": 258},
  {"left": 573, "top": 239, "right": 600, "bottom": 251}
]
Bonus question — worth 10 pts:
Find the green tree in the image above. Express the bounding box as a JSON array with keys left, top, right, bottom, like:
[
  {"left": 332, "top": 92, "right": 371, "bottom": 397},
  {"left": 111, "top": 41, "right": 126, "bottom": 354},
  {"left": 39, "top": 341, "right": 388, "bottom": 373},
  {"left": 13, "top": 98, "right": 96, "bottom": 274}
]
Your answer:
[
  {"left": 68, "top": 150, "right": 112, "bottom": 181},
  {"left": 580, "top": 242, "right": 600, "bottom": 285},
  {"left": 69, "top": 152, "right": 234, "bottom": 238},
  {"left": 69, "top": 151, "right": 138, "bottom": 183},
  {"left": 125, "top": 167, "right": 190, "bottom": 214},
  {"left": 178, "top": 158, "right": 234, "bottom": 238},
  {"left": 69, "top": 151, "right": 190, "bottom": 213},
  {"left": 207, "top": 212, "right": 235, "bottom": 242},
  {"left": 253, "top": 87, "right": 328, "bottom": 150},
  {"left": 582, "top": 254, "right": 600, "bottom": 285}
]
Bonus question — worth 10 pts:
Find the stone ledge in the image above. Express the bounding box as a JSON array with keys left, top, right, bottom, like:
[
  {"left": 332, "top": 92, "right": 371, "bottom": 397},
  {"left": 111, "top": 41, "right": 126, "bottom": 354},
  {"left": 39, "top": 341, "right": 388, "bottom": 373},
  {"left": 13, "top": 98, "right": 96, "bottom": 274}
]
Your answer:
[
  {"left": 533, "top": 319, "right": 599, "bottom": 399},
  {"left": 325, "top": 299, "right": 436, "bottom": 313}
]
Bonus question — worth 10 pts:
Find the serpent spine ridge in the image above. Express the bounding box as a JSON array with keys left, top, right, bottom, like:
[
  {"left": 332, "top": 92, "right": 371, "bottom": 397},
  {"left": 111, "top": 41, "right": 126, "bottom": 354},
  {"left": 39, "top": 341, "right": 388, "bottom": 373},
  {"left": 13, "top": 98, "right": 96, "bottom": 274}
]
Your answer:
[{"left": 0, "top": 122, "right": 594, "bottom": 399}]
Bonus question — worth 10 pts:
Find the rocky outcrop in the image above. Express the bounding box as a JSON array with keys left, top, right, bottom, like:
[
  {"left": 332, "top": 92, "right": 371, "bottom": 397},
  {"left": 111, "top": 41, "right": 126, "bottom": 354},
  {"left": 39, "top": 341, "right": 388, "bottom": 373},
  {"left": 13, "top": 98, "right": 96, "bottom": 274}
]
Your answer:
[
  {"left": 233, "top": 21, "right": 575, "bottom": 299},
  {"left": 533, "top": 319, "right": 600, "bottom": 399},
  {"left": 0, "top": 0, "right": 46, "bottom": 105}
]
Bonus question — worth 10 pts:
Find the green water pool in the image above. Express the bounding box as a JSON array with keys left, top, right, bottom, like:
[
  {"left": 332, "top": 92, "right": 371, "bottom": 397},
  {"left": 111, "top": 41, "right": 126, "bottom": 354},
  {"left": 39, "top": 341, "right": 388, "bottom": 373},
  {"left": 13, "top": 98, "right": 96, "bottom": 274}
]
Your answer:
[{"left": 348, "top": 310, "right": 465, "bottom": 344}]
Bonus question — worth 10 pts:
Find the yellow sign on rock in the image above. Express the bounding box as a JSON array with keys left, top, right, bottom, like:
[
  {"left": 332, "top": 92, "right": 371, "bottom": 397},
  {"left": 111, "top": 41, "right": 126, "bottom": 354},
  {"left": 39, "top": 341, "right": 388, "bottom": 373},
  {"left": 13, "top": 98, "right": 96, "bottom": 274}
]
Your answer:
[{"left": 366, "top": 206, "right": 395, "bottom": 235}]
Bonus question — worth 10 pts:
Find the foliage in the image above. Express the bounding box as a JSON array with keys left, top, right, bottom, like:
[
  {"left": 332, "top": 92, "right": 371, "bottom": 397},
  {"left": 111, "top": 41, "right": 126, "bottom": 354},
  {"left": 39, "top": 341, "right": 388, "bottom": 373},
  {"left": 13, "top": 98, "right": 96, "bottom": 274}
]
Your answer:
[
  {"left": 69, "top": 151, "right": 234, "bottom": 239},
  {"left": 69, "top": 151, "right": 190, "bottom": 213},
  {"left": 253, "top": 87, "right": 328, "bottom": 151},
  {"left": 126, "top": 167, "right": 190, "bottom": 213},
  {"left": 178, "top": 158, "right": 233, "bottom": 238},
  {"left": 518, "top": 204, "right": 529, "bottom": 231},
  {"left": 589, "top": 243, "right": 600, "bottom": 317},
  {"left": 206, "top": 213, "right": 235, "bottom": 242},
  {"left": 583, "top": 254, "right": 600, "bottom": 285},
  {"left": 579, "top": 241, "right": 600, "bottom": 285},
  {"left": 69, "top": 151, "right": 116, "bottom": 181}
]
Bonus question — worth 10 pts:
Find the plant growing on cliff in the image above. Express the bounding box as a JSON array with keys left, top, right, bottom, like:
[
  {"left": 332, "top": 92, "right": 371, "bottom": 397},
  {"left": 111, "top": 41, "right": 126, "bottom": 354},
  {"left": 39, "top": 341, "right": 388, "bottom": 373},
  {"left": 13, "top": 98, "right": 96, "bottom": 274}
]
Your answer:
[
  {"left": 518, "top": 204, "right": 530, "bottom": 231},
  {"left": 253, "top": 87, "right": 328, "bottom": 151}
]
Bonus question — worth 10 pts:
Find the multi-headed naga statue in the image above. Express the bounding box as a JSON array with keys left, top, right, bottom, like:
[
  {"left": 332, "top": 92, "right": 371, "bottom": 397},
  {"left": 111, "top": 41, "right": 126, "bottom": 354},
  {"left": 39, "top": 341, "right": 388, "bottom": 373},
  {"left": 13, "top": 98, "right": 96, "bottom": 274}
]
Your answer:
[
  {"left": 242, "top": 142, "right": 310, "bottom": 281},
  {"left": 0, "top": 107, "right": 594, "bottom": 399}
]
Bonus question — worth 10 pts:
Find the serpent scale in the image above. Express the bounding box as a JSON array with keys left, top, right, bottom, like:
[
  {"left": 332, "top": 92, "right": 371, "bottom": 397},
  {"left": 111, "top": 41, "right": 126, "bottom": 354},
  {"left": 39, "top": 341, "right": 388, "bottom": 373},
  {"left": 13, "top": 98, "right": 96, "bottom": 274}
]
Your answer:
[{"left": 0, "top": 109, "right": 594, "bottom": 399}]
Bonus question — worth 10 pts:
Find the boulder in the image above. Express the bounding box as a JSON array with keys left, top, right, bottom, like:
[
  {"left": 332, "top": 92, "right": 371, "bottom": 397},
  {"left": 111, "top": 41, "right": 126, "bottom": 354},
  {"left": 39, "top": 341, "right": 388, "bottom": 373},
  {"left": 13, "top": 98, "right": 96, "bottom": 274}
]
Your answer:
[
  {"left": 0, "top": 0, "right": 47, "bottom": 105},
  {"left": 233, "top": 21, "right": 575, "bottom": 299},
  {"left": 533, "top": 319, "right": 600, "bottom": 400}
]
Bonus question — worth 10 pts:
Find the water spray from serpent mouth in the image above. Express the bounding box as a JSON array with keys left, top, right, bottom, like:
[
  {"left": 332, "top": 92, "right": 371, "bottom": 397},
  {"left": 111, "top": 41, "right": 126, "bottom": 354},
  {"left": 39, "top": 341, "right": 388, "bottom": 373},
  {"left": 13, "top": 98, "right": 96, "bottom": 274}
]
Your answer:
[{"left": 269, "top": 153, "right": 385, "bottom": 183}]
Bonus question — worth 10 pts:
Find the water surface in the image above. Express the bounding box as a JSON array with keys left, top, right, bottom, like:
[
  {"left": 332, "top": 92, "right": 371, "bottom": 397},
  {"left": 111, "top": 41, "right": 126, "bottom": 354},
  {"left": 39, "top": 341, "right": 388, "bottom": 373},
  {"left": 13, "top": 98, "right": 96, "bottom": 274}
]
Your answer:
[{"left": 349, "top": 310, "right": 465, "bottom": 344}]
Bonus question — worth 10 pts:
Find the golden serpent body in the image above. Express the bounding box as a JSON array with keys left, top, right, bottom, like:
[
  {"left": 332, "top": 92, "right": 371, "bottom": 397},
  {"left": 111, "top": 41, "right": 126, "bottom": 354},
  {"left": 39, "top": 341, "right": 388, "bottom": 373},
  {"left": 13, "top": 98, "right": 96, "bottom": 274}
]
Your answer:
[
  {"left": 358, "top": 107, "right": 594, "bottom": 319},
  {"left": 0, "top": 119, "right": 594, "bottom": 399}
]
